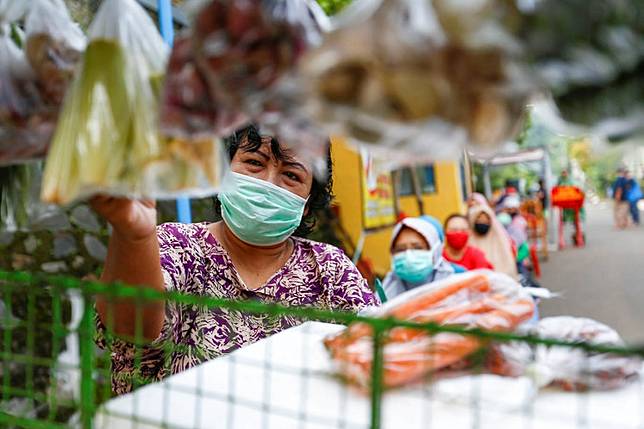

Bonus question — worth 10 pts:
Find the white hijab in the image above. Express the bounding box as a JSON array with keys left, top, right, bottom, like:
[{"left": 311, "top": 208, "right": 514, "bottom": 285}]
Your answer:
[{"left": 383, "top": 217, "right": 455, "bottom": 299}]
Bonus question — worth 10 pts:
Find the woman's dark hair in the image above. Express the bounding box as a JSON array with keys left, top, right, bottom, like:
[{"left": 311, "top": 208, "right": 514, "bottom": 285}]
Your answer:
[
  {"left": 444, "top": 213, "right": 468, "bottom": 229},
  {"left": 214, "top": 123, "right": 333, "bottom": 237}
]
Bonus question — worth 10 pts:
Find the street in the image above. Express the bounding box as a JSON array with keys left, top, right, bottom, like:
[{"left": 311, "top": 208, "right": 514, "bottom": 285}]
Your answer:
[{"left": 540, "top": 202, "right": 644, "bottom": 344}]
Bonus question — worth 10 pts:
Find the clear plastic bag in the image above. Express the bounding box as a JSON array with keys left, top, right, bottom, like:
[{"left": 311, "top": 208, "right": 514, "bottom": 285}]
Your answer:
[
  {"left": 0, "top": 0, "right": 84, "bottom": 166},
  {"left": 0, "top": 0, "right": 29, "bottom": 23},
  {"left": 160, "top": 0, "right": 324, "bottom": 142},
  {"left": 0, "top": 162, "right": 65, "bottom": 232},
  {"left": 0, "top": 27, "right": 54, "bottom": 166},
  {"left": 487, "top": 317, "right": 641, "bottom": 391},
  {"left": 324, "top": 270, "right": 535, "bottom": 389},
  {"left": 24, "top": 0, "right": 86, "bottom": 105},
  {"left": 299, "top": 0, "right": 534, "bottom": 164},
  {"left": 41, "top": 0, "right": 227, "bottom": 205}
]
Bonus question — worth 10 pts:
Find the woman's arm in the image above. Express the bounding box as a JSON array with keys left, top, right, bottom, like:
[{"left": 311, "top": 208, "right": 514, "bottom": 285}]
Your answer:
[{"left": 91, "top": 197, "right": 166, "bottom": 341}]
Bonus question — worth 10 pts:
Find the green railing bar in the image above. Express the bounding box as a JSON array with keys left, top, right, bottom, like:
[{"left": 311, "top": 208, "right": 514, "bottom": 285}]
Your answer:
[
  {"left": 370, "top": 327, "right": 385, "bottom": 429},
  {"left": 0, "top": 411, "right": 68, "bottom": 429},
  {"left": 79, "top": 291, "right": 96, "bottom": 429}
]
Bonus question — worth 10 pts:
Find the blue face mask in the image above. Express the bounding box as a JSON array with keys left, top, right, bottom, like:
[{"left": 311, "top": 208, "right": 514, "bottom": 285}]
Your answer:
[
  {"left": 392, "top": 249, "right": 435, "bottom": 284},
  {"left": 218, "top": 172, "right": 307, "bottom": 246}
]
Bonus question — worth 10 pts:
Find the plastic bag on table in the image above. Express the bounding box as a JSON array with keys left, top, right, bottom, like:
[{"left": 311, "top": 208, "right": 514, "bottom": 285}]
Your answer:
[
  {"left": 299, "top": 0, "right": 534, "bottom": 164},
  {"left": 487, "top": 317, "right": 641, "bottom": 391},
  {"left": 324, "top": 270, "right": 535, "bottom": 389},
  {"left": 160, "top": 0, "right": 324, "bottom": 142},
  {"left": 41, "top": 0, "right": 226, "bottom": 205}
]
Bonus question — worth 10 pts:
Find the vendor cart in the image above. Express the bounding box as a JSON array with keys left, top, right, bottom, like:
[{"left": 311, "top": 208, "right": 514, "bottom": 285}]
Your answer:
[{"left": 551, "top": 185, "right": 586, "bottom": 249}]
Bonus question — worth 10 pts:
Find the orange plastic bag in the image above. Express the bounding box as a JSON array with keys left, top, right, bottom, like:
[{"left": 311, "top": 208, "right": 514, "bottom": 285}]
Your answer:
[{"left": 325, "top": 270, "right": 534, "bottom": 389}]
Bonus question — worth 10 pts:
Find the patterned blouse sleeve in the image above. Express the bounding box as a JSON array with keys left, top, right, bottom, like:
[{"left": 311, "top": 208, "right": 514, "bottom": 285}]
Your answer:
[
  {"left": 325, "top": 247, "right": 380, "bottom": 312},
  {"left": 94, "top": 223, "right": 199, "bottom": 392}
]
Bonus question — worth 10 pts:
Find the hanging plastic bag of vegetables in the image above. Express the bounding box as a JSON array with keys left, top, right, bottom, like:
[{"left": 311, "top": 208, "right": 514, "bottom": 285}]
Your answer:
[
  {"left": 0, "top": 0, "right": 85, "bottom": 166},
  {"left": 298, "top": 0, "right": 536, "bottom": 165},
  {"left": 159, "top": 0, "right": 325, "bottom": 143},
  {"left": 41, "top": 0, "right": 226, "bottom": 205}
]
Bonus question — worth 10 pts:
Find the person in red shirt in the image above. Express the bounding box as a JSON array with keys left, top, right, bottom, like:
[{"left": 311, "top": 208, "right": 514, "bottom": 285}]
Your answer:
[{"left": 442, "top": 214, "right": 495, "bottom": 271}]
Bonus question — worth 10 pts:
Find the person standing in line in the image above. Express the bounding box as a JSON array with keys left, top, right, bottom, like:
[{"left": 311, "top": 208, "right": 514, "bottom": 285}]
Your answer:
[
  {"left": 612, "top": 168, "right": 630, "bottom": 229},
  {"left": 625, "top": 170, "right": 642, "bottom": 226}
]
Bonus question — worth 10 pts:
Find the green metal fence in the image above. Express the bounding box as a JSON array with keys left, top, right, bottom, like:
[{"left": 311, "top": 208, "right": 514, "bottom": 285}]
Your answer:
[{"left": 1, "top": 269, "right": 643, "bottom": 429}]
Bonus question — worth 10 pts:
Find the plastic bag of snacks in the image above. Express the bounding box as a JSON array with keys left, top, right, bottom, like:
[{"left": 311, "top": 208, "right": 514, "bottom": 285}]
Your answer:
[
  {"left": 487, "top": 317, "right": 641, "bottom": 391},
  {"left": 0, "top": 0, "right": 84, "bottom": 166},
  {"left": 24, "top": 0, "right": 85, "bottom": 105},
  {"left": 299, "top": 0, "right": 534, "bottom": 161},
  {"left": 41, "top": 0, "right": 226, "bottom": 205},
  {"left": 324, "top": 270, "right": 535, "bottom": 389},
  {"left": 160, "top": 0, "right": 325, "bottom": 142}
]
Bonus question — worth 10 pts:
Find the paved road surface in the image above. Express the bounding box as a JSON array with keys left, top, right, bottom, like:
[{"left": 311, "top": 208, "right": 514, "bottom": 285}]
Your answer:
[{"left": 540, "top": 202, "right": 644, "bottom": 344}]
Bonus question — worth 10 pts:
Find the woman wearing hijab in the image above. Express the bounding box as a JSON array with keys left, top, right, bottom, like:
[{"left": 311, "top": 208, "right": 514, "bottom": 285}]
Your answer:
[
  {"left": 382, "top": 217, "right": 456, "bottom": 300},
  {"left": 467, "top": 204, "right": 518, "bottom": 278},
  {"left": 467, "top": 192, "right": 490, "bottom": 208},
  {"left": 443, "top": 214, "right": 494, "bottom": 271}
]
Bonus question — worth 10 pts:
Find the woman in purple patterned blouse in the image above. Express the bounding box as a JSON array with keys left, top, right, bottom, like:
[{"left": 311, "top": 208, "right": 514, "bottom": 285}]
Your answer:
[{"left": 91, "top": 125, "right": 378, "bottom": 394}]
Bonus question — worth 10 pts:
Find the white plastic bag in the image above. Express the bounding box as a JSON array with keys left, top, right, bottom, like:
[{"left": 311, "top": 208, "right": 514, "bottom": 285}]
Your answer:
[
  {"left": 24, "top": 0, "right": 86, "bottom": 104},
  {"left": 0, "top": 0, "right": 84, "bottom": 166},
  {"left": 0, "top": 27, "right": 54, "bottom": 165},
  {"left": 487, "top": 317, "right": 641, "bottom": 391}
]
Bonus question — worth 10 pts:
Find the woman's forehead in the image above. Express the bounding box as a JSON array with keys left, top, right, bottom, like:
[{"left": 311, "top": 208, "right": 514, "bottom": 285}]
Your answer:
[
  {"left": 246, "top": 139, "right": 313, "bottom": 171},
  {"left": 397, "top": 227, "right": 428, "bottom": 243},
  {"left": 448, "top": 217, "right": 468, "bottom": 228}
]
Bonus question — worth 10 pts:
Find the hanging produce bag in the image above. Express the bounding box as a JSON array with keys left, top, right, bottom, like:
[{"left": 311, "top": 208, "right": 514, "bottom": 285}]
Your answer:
[
  {"left": 298, "top": 0, "right": 535, "bottom": 164},
  {"left": 159, "top": 0, "right": 324, "bottom": 142},
  {"left": 0, "top": 0, "right": 84, "bottom": 166},
  {"left": 324, "top": 270, "right": 535, "bottom": 389},
  {"left": 41, "top": 0, "right": 226, "bottom": 205},
  {"left": 486, "top": 317, "right": 641, "bottom": 391}
]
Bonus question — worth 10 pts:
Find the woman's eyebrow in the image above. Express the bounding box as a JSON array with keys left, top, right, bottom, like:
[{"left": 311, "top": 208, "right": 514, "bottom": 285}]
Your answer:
[{"left": 283, "top": 160, "right": 308, "bottom": 172}]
